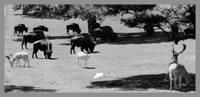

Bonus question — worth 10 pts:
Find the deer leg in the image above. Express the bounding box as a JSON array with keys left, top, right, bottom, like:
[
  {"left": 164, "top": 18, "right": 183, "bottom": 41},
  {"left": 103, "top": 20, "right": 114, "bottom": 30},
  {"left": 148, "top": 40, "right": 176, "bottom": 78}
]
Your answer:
[
  {"left": 170, "top": 79, "right": 173, "bottom": 91},
  {"left": 169, "top": 73, "right": 173, "bottom": 91},
  {"left": 164, "top": 72, "right": 169, "bottom": 81},
  {"left": 174, "top": 78, "right": 178, "bottom": 89},
  {"left": 78, "top": 57, "right": 80, "bottom": 66},
  {"left": 23, "top": 58, "right": 26, "bottom": 67},
  {"left": 17, "top": 59, "right": 20, "bottom": 67},
  {"left": 178, "top": 76, "right": 182, "bottom": 89},
  {"left": 26, "top": 57, "right": 30, "bottom": 68}
]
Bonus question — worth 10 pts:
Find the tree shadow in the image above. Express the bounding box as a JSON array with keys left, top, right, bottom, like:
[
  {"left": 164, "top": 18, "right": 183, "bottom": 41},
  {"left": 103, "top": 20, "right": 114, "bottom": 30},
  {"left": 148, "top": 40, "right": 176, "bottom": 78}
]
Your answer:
[
  {"left": 12, "top": 38, "right": 23, "bottom": 42},
  {"left": 5, "top": 85, "right": 56, "bottom": 93},
  {"left": 12, "top": 35, "right": 73, "bottom": 42},
  {"left": 46, "top": 35, "right": 74, "bottom": 40},
  {"left": 109, "top": 31, "right": 170, "bottom": 45},
  {"left": 59, "top": 42, "right": 71, "bottom": 46},
  {"left": 12, "top": 31, "right": 195, "bottom": 45},
  {"left": 86, "top": 73, "right": 195, "bottom": 92},
  {"left": 14, "top": 14, "right": 66, "bottom": 20},
  {"left": 103, "top": 31, "right": 195, "bottom": 45}
]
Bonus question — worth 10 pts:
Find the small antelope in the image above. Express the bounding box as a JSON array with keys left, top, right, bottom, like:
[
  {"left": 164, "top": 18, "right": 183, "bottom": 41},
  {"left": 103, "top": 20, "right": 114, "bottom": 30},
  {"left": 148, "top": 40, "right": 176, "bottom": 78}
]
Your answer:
[
  {"left": 168, "top": 44, "right": 191, "bottom": 91},
  {"left": 5, "top": 51, "right": 30, "bottom": 67}
]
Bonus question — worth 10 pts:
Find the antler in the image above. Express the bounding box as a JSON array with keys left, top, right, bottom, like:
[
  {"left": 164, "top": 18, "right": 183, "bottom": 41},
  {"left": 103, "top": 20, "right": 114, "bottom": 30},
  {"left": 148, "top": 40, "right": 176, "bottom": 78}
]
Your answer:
[{"left": 172, "top": 44, "right": 186, "bottom": 55}]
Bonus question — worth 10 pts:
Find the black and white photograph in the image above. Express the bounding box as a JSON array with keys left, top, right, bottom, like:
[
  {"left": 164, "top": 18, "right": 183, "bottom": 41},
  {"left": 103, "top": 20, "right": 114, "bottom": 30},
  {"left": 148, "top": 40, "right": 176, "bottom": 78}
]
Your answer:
[{"left": 4, "top": 4, "right": 196, "bottom": 93}]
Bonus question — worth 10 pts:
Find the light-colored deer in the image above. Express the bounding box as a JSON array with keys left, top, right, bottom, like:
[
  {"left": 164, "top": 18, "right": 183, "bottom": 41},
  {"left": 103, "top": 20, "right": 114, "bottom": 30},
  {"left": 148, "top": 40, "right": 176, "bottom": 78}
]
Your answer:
[
  {"left": 5, "top": 51, "right": 30, "bottom": 67},
  {"left": 76, "top": 51, "right": 90, "bottom": 68},
  {"left": 168, "top": 44, "right": 191, "bottom": 91}
]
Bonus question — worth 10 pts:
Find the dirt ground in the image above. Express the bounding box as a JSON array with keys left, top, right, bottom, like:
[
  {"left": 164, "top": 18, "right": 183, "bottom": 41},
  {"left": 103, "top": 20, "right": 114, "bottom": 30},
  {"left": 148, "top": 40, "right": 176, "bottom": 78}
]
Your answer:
[{"left": 4, "top": 5, "right": 196, "bottom": 93}]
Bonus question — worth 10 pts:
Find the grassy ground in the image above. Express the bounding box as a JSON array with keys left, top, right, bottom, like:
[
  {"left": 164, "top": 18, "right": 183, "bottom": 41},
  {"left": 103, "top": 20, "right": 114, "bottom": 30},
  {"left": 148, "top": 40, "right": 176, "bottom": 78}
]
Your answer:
[{"left": 4, "top": 5, "right": 195, "bottom": 93}]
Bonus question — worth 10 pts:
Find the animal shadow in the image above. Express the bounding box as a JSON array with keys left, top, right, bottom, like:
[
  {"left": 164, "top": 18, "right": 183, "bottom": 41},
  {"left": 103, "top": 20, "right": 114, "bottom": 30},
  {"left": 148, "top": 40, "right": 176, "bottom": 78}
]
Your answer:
[
  {"left": 87, "top": 73, "right": 195, "bottom": 92},
  {"left": 83, "top": 67, "right": 96, "bottom": 69},
  {"left": 5, "top": 85, "right": 56, "bottom": 93},
  {"left": 91, "top": 51, "right": 100, "bottom": 54},
  {"left": 49, "top": 58, "right": 58, "bottom": 60},
  {"left": 34, "top": 57, "right": 58, "bottom": 60}
]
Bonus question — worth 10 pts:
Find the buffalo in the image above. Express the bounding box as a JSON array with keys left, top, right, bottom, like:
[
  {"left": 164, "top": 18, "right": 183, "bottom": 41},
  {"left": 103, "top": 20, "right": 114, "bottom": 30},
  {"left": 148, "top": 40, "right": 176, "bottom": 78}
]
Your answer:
[
  {"left": 32, "top": 39, "right": 53, "bottom": 59},
  {"left": 92, "top": 26, "right": 117, "bottom": 42},
  {"left": 21, "top": 30, "right": 46, "bottom": 49},
  {"left": 184, "top": 27, "right": 195, "bottom": 38},
  {"left": 14, "top": 24, "right": 28, "bottom": 36},
  {"left": 70, "top": 33, "right": 95, "bottom": 54},
  {"left": 92, "top": 22, "right": 101, "bottom": 30},
  {"left": 66, "top": 23, "right": 81, "bottom": 35}
]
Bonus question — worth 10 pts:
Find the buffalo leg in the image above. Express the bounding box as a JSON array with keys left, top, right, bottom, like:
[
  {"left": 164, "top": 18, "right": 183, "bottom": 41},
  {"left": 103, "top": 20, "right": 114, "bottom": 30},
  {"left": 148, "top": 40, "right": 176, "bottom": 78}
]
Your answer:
[
  {"left": 25, "top": 42, "right": 28, "bottom": 49},
  {"left": 85, "top": 47, "right": 90, "bottom": 54},
  {"left": 44, "top": 52, "right": 47, "bottom": 59},
  {"left": 67, "top": 28, "right": 70, "bottom": 35},
  {"left": 70, "top": 45, "right": 76, "bottom": 54},
  {"left": 32, "top": 49, "right": 38, "bottom": 58},
  {"left": 80, "top": 47, "right": 84, "bottom": 52},
  {"left": 21, "top": 40, "right": 25, "bottom": 49}
]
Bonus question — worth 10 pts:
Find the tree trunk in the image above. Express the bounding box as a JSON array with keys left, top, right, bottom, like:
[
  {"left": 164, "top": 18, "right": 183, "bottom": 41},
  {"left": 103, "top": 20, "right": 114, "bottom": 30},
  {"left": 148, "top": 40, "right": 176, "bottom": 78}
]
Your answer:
[
  {"left": 156, "top": 25, "right": 170, "bottom": 40},
  {"left": 22, "top": 5, "right": 28, "bottom": 15},
  {"left": 144, "top": 23, "right": 154, "bottom": 37},
  {"left": 87, "top": 15, "right": 97, "bottom": 34}
]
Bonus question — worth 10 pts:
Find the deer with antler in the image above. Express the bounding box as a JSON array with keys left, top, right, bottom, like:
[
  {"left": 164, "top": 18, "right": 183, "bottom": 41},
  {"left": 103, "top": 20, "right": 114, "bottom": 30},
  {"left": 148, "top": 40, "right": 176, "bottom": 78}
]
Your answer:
[{"left": 167, "top": 43, "right": 191, "bottom": 91}]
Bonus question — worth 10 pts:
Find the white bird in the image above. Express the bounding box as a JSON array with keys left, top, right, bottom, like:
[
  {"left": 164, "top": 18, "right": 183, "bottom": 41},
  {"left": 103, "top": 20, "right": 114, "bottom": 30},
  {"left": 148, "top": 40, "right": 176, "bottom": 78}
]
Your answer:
[
  {"left": 93, "top": 73, "right": 104, "bottom": 79},
  {"left": 76, "top": 51, "right": 90, "bottom": 68}
]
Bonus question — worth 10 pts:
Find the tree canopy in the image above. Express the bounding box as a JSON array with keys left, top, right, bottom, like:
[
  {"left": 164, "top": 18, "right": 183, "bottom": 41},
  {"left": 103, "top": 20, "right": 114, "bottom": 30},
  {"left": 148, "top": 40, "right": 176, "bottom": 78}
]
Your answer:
[{"left": 12, "top": 4, "right": 195, "bottom": 39}]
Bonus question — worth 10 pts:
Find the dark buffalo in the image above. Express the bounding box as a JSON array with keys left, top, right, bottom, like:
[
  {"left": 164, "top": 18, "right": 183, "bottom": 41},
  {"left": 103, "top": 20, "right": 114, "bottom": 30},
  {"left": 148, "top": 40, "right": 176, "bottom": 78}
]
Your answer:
[
  {"left": 92, "top": 22, "right": 101, "bottom": 30},
  {"left": 66, "top": 23, "right": 81, "bottom": 35},
  {"left": 14, "top": 24, "right": 28, "bottom": 36},
  {"left": 33, "top": 25, "right": 48, "bottom": 32},
  {"left": 92, "top": 26, "right": 117, "bottom": 42},
  {"left": 32, "top": 39, "right": 53, "bottom": 59},
  {"left": 21, "top": 30, "right": 46, "bottom": 49},
  {"left": 184, "top": 27, "right": 195, "bottom": 38},
  {"left": 70, "top": 33, "right": 95, "bottom": 54}
]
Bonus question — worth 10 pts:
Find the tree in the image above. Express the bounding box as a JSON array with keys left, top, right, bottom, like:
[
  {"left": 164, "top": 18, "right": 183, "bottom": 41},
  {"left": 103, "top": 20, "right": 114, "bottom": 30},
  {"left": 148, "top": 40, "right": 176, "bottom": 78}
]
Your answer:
[
  {"left": 157, "top": 4, "right": 195, "bottom": 40},
  {"left": 13, "top": 4, "right": 156, "bottom": 33},
  {"left": 13, "top": 4, "right": 195, "bottom": 40}
]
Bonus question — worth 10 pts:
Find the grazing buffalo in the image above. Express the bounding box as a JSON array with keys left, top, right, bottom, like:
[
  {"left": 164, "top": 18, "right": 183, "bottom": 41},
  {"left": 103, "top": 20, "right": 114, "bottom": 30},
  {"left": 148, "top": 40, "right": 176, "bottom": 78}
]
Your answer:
[
  {"left": 21, "top": 30, "right": 46, "bottom": 49},
  {"left": 14, "top": 24, "right": 28, "bottom": 36},
  {"left": 33, "top": 25, "right": 48, "bottom": 32},
  {"left": 70, "top": 33, "right": 95, "bottom": 54},
  {"left": 32, "top": 39, "right": 53, "bottom": 59},
  {"left": 92, "top": 26, "right": 117, "bottom": 42},
  {"left": 66, "top": 23, "right": 81, "bottom": 35}
]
